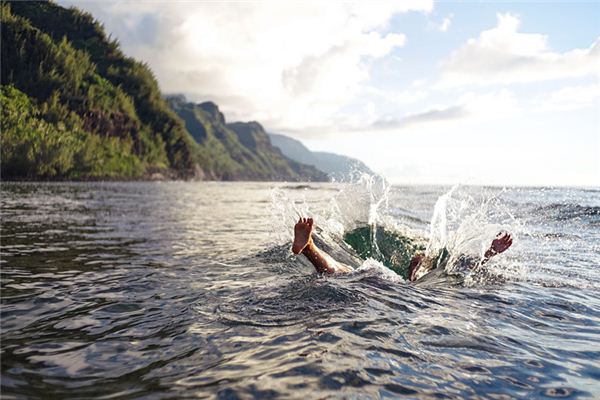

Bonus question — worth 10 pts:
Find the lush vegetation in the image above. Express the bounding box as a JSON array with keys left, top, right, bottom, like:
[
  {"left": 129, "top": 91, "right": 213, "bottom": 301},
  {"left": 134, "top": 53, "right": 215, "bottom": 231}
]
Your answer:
[
  {"left": 1, "top": 85, "right": 142, "bottom": 178},
  {"left": 1, "top": 1, "right": 327, "bottom": 181},
  {"left": 168, "top": 96, "right": 327, "bottom": 181},
  {"left": 1, "top": 2, "right": 189, "bottom": 179}
]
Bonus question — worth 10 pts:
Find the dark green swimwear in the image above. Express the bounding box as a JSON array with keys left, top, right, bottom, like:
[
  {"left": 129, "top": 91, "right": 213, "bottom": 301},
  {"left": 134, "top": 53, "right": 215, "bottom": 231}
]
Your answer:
[
  {"left": 343, "top": 226, "right": 425, "bottom": 279},
  {"left": 343, "top": 226, "right": 476, "bottom": 280}
]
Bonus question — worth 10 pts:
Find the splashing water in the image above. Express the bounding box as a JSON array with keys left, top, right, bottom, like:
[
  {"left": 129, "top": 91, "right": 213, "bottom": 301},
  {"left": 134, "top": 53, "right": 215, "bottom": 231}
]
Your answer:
[
  {"left": 425, "top": 184, "right": 458, "bottom": 257},
  {"left": 268, "top": 176, "right": 530, "bottom": 284},
  {"left": 419, "top": 185, "right": 520, "bottom": 278},
  {"left": 267, "top": 175, "right": 600, "bottom": 289},
  {"left": 363, "top": 175, "right": 390, "bottom": 261}
]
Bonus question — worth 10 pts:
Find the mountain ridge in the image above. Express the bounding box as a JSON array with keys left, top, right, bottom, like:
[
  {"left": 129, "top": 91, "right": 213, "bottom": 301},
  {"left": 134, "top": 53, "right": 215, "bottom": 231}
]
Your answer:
[
  {"left": 268, "top": 133, "right": 375, "bottom": 181},
  {"left": 167, "top": 96, "right": 327, "bottom": 181}
]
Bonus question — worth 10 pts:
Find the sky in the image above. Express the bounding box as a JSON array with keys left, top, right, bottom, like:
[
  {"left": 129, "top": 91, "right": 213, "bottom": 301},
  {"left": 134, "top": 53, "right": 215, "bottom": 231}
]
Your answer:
[{"left": 59, "top": 0, "right": 600, "bottom": 187}]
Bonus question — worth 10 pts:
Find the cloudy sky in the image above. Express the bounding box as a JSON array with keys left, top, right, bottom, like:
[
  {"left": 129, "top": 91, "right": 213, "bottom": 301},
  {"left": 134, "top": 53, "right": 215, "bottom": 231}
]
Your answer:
[{"left": 60, "top": 0, "right": 599, "bottom": 186}]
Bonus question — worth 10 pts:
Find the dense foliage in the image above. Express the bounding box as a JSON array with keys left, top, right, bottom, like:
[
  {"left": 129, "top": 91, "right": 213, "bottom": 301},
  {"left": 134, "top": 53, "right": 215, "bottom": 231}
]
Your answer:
[
  {"left": 228, "top": 121, "right": 328, "bottom": 181},
  {"left": 1, "top": 1, "right": 200, "bottom": 178},
  {"left": 168, "top": 96, "right": 327, "bottom": 181},
  {"left": 1, "top": 1, "right": 327, "bottom": 181},
  {"left": 1, "top": 85, "right": 142, "bottom": 178}
]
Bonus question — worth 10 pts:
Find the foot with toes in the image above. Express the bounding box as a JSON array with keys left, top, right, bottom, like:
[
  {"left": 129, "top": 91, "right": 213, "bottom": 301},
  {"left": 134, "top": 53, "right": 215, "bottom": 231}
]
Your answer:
[{"left": 292, "top": 218, "right": 313, "bottom": 254}]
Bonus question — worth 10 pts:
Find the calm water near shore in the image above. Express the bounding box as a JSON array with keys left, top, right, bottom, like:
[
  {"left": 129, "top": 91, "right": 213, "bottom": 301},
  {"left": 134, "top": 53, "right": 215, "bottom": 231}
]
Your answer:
[{"left": 1, "top": 181, "right": 599, "bottom": 399}]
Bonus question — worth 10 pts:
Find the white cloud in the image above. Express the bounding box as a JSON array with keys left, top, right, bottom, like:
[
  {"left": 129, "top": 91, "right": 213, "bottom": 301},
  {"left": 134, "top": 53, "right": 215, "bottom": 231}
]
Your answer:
[
  {"left": 439, "top": 14, "right": 453, "bottom": 32},
  {"left": 60, "top": 0, "right": 432, "bottom": 131},
  {"left": 367, "top": 88, "right": 518, "bottom": 131},
  {"left": 459, "top": 89, "right": 519, "bottom": 118},
  {"left": 371, "top": 105, "right": 467, "bottom": 130},
  {"left": 438, "top": 13, "right": 600, "bottom": 88},
  {"left": 277, "top": 90, "right": 504, "bottom": 135},
  {"left": 364, "top": 85, "right": 428, "bottom": 105},
  {"left": 534, "top": 83, "right": 600, "bottom": 112}
]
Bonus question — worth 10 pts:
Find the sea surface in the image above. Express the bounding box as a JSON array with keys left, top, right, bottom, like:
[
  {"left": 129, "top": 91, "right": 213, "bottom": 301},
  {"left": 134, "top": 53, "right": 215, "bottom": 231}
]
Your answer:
[{"left": 1, "top": 181, "right": 599, "bottom": 399}]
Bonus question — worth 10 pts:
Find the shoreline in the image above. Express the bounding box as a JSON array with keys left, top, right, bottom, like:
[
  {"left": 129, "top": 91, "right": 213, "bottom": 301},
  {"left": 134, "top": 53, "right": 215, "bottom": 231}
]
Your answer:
[{"left": 0, "top": 175, "right": 332, "bottom": 184}]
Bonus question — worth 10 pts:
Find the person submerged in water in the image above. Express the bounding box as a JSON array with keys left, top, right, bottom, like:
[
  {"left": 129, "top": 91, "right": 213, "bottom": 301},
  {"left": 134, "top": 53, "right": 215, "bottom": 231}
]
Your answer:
[{"left": 292, "top": 217, "right": 513, "bottom": 281}]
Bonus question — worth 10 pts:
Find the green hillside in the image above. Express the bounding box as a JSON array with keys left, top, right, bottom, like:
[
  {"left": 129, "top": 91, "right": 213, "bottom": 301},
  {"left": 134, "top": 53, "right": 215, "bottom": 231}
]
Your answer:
[
  {"left": 227, "top": 121, "right": 328, "bottom": 181},
  {"left": 168, "top": 96, "right": 327, "bottom": 181},
  {"left": 1, "top": 1, "right": 202, "bottom": 179},
  {"left": 1, "top": 1, "right": 326, "bottom": 181}
]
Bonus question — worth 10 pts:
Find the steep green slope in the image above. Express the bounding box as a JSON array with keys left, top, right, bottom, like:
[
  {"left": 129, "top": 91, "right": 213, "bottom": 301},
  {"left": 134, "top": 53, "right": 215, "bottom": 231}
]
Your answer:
[
  {"left": 168, "top": 96, "right": 327, "bottom": 181},
  {"left": 1, "top": 1, "right": 203, "bottom": 179},
  {"left": 228, "top": 121, "right": 328, "bottom": 181},
  {"left": 1, "top": 85, "right": 142, "bottom": 179},
  {"left": 2, "top": 1, "right": 206, "bottom": 176}
]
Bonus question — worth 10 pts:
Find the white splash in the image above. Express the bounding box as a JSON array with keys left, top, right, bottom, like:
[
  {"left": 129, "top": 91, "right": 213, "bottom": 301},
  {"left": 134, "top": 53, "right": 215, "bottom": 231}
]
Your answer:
[{"left": 426, "top": 184, "right": 458, "bottom": 257}]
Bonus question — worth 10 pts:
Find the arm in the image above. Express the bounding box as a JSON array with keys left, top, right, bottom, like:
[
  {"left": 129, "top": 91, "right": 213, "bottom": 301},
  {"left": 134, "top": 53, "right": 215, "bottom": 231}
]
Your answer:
[
  {"left": 411, "top": 233, "right": 513, "bottom": 281},
  {"left": 409, "top": 248, "right": 448, "bottom": 282}
]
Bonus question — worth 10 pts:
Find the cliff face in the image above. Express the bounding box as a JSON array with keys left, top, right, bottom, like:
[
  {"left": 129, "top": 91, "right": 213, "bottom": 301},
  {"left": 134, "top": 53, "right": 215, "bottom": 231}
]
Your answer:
[
  {"left": 269, "top": 133, "right": 375, "bottom": 181},
  {"left": 1, "top": 1, "right": 326, "bottom": 182},
  {"left": 168, "top": 97, "right": 328, "bottom": 181}
]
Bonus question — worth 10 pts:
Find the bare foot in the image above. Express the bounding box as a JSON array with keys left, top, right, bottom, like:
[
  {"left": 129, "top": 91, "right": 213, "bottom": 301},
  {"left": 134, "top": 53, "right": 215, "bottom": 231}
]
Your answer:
[
  {"left": 490, "top": 232, "right": 513, "bottom": 254},
  {"left": 292, "top": 217, "right": 313, "bottom": 254},
  {"left": 483, "top": 231, "right": 513, "bottom": 261}
]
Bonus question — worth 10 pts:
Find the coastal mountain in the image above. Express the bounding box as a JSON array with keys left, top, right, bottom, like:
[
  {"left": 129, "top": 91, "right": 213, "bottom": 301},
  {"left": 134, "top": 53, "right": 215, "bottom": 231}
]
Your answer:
[
  {"left": 269, "top": 133, "right": 375, "bottom": 181},
  {"left": 0, "top": 1, "right": 325, "bottom": 181},
  {"left": 167, "top": 96, "right": 327, "bottom": 181},
  {"left": 226, "top": 121, "right": 328, "bottom": 182},
  {"left": 2, "top": 1, "right": 198, "bottom": 179}
]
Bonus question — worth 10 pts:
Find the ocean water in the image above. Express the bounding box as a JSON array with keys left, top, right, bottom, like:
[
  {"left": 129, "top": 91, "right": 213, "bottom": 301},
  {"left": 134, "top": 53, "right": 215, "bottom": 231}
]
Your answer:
[{"left": 1, "top": 181, "right": 599, "bottom": 399}]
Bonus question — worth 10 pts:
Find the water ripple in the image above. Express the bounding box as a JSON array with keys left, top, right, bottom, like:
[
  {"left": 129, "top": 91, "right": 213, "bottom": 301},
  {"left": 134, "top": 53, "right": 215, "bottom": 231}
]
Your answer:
[{"left": 1, "top": 182, "right": 599, "bottom": 399}]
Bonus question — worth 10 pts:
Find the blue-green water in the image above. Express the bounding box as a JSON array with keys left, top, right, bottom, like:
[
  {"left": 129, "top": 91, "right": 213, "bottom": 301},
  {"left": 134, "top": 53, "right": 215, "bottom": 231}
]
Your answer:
[{"left": 1, "top": 181, "right": 599, "bottom": 398}]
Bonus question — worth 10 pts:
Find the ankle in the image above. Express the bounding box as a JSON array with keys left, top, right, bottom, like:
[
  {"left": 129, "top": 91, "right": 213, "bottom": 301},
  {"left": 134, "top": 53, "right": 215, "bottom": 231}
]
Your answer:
[
  {"left": 301, "top": 240, "right": 314, "bottom": 255},
  {"left": 484, "top": 248, "right": 496, "bottom": 259}
]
